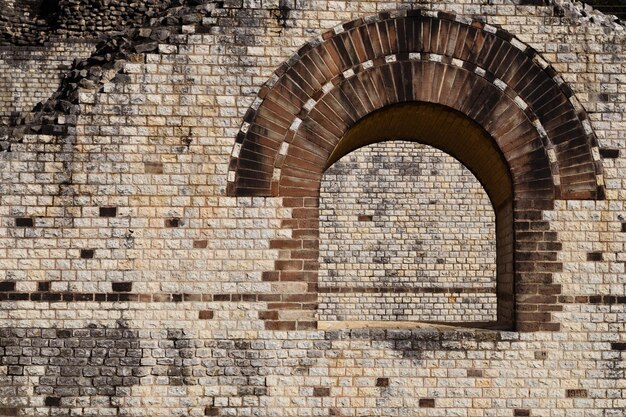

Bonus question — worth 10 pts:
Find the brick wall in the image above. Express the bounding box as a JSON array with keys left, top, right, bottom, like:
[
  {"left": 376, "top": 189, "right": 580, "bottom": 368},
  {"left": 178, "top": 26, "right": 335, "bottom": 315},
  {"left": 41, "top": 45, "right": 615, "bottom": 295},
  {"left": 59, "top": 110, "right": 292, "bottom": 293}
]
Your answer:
[
  {"left": 0, "top": 0, "right": 178, "bottom": 45},
  {"left": 0, "top": 41, "right": 95, "bottom": 120},
  {"left": 0, "top": 0, "right": 625, "bottom": 415}
]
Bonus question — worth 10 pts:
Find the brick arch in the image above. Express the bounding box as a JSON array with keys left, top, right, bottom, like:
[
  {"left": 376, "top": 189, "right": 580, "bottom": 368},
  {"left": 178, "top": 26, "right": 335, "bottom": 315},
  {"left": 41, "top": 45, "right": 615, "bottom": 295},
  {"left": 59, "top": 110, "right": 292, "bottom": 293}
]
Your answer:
[
  {"left": 325, "top": 102, "right": 517, "bottom": 330},
  {"left": 327, "top": 102, "right": 513, "bottom": 210},
  {"left": 228, "top": 9, "right": 604, "bottom": 200},
  {"left": 228, "top": 10, "right": 605, "bottom": 332}
]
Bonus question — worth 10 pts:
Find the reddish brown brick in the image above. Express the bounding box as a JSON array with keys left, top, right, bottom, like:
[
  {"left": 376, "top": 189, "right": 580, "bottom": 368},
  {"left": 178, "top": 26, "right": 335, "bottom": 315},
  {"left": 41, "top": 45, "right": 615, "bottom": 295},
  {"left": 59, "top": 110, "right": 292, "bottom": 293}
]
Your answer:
[
  {"left": 419, "top": 398, "right": 435, "bottom": 408},
  {"left": 144, "top": 162, "right": 163, "bottom": 174},
  {"left": 376, "top": 378, "right": 389, "bottom": 387},
  {"left": 313, "top": 387, "right": 331, "bottom": 397},
  {"left": 199, "top": 310, "right": 214, "bottom": 320},
  {"left": 264, "top": 321, "right": 296, "bottom": 331}
]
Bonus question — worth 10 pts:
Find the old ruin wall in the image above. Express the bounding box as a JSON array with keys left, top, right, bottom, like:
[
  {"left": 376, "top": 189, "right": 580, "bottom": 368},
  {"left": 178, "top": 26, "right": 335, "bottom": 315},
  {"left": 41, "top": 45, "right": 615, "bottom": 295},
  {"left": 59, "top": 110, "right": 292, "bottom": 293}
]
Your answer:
[{"left": 0, "top": 0, "right": 625, "bottom": 416}]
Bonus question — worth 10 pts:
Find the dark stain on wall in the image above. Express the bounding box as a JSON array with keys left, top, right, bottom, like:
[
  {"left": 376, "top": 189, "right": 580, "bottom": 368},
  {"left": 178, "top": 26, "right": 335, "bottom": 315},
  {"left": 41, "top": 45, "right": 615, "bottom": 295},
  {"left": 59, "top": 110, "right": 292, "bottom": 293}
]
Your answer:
[
  {"left": 0, "top": 323, "right": 141, "bottom": 413},
  {"left": 0, "top": 0, "right": 183, "bottom": 45},
  {"left": 272, "top": 0, "right": 292, "bottom": 32},
  {"left": 162, "top": 329, "right": 194, "bottom": 386}
]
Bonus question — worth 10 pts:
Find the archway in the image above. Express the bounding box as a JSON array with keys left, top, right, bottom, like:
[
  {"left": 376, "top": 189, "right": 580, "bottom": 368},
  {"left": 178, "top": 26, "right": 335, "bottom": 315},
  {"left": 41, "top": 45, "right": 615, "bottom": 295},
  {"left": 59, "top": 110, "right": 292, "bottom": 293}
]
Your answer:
[
  {"left": 322, "top": 102, "right": 514, "bottom": 328},
  {"left": 319, "top": 140, "right": 500, "bottom": 327},
  {"left": 228, "top": 10, "right": 605, "bottom": 332}
]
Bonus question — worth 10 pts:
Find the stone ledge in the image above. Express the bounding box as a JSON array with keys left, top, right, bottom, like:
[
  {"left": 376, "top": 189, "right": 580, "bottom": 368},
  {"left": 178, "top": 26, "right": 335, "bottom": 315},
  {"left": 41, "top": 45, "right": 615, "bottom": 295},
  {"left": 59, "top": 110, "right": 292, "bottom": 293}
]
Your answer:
[{"left": 318, "top": 320, "right": 506, "bottom": 332}]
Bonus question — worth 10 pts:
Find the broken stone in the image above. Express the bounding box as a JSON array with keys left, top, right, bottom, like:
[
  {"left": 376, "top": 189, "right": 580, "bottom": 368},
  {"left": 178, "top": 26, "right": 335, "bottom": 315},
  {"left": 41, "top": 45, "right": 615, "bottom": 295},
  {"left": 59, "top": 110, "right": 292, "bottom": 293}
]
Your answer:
[{"left": 133, "top": 41, "right": 158, "bottom": 53}]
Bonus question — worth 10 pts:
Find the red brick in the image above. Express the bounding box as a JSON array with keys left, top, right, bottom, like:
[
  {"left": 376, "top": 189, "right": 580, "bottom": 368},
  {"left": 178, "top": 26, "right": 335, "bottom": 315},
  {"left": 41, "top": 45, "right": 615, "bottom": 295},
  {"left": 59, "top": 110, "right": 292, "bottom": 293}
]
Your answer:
[
  {"left": 199, "top": 310, "right": 213, "bottom": 320},
  {"left": 313, "top": 387, "right": 331, "bottom": 397},
  {"left": 296, "top": 321, "right": 317, "bottom": 330},
  {"left": 269, "top": 239, "right": 302, "bottom": 249},
  {"left": 419, "top": 398, "right": 435, "bottom": 408},
  {"left": 264, "top": 321, "right": 296, "bottom": 331},
  {"left": 193, "top": 240, "right": 208, "bottom": 248},
  {"left": 258, "top": 311, "right": 279, "bottom": 320},
  {"left": 274, "top": 260, "right": 303, "bottom": 271}
]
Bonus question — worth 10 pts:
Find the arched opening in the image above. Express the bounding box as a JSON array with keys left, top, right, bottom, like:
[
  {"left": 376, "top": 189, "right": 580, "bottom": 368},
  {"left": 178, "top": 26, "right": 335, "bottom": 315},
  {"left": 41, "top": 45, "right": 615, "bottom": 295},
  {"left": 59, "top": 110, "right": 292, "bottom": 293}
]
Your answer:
[
  {"left": 318, "top": 103, "right": 513, "bottom": 329},
  {"left": 319, "top": 141, "right": 499, "bottom": 326},
  {"left": 229, "top": 10, "right": 604, "bottom": 331}
]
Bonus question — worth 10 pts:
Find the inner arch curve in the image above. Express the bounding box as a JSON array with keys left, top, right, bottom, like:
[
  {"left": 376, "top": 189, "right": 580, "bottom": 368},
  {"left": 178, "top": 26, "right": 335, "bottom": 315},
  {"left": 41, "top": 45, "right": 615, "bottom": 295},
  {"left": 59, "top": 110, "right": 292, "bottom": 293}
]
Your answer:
[{"left": 328, "top": 102, "right": 512, "bottom": 210}]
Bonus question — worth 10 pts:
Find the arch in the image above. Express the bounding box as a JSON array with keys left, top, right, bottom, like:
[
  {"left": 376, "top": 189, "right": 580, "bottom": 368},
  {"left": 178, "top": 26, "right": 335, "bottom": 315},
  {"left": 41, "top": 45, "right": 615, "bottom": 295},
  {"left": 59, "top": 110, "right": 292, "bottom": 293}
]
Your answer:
[
  {"left": 228, "top": 9, "right": 603, "bottom": 200},
  {"left": 328, "top": 102, "right": 512, "bottom": 210},
  {"left": 229, "top": 10, "right": 606, "bottom": 332},
  {"left": 329, "top": 103, "right": 515, "bottom": 328}
]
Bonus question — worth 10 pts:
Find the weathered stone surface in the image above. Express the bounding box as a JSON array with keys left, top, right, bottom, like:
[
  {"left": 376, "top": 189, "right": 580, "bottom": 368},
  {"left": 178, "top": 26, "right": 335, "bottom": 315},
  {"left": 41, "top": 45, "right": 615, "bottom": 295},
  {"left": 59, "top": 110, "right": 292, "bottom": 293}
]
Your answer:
[{"left": 0, "top": 0, "right": 625, "bottom": 416}]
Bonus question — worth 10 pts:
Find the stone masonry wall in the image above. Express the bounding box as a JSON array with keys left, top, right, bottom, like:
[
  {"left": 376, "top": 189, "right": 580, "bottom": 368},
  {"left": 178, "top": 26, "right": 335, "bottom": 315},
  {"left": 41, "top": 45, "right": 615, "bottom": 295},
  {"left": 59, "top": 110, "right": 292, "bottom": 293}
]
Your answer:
[
  {"left": 0, "top": 0, "right": 179, "bottom": 45},
  {"left": 0, "top": 0, "right": 197, "bottom": 126},
  {"left": 319, "top": 142, "right": 497, "bottom": 323},
  {"left": 0, "top": 0, "right": 625, "bottom": 416},
  {"left": 0, "top": 41, "right": 95, "bottom": 120}
]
